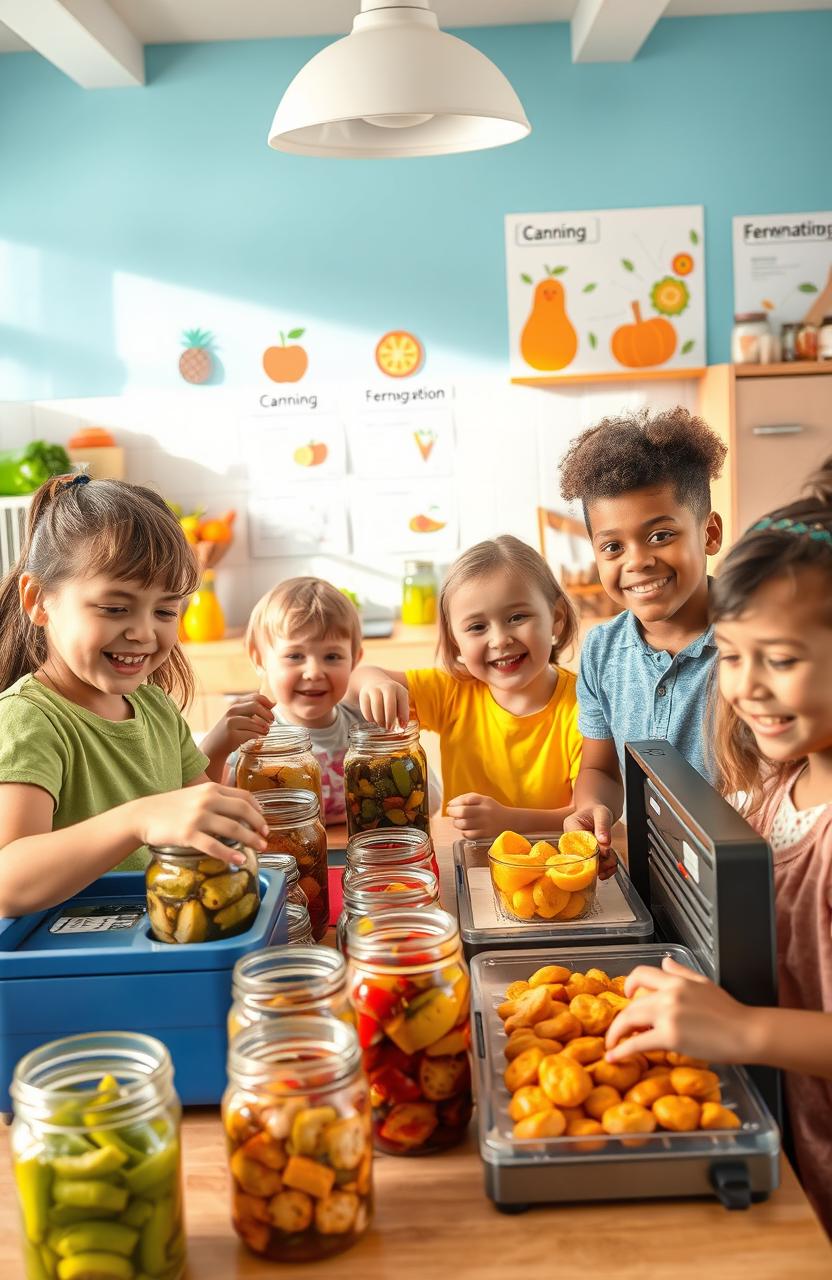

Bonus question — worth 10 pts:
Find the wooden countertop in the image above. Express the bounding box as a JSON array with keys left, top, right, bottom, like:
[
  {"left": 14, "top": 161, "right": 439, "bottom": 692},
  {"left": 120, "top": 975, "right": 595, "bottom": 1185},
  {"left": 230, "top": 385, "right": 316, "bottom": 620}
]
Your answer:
[{"left": 0, "top": 818, "right": 828, "bottom": 1277}]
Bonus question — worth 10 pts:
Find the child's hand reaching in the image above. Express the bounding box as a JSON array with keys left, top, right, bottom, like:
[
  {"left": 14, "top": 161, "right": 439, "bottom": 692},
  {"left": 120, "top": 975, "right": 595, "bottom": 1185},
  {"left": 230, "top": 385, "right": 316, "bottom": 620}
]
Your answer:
[
  {"left": 358, "top": 679, "right": 410, "bottom": 732},
  {"left": 446, "top": 793, "right": 513, "bottom": 839},
  {"left": 605, "top": 956, "right": 751, "bottom": 1065},
  {"left": 201, "top": 694, "right": 274, "bottom": 771},
  {"left": 130, "top": 783, "right": 269, "bottom": 865},
  {"left": 564, "top": 804, "right": 617, "bottom": 879}
]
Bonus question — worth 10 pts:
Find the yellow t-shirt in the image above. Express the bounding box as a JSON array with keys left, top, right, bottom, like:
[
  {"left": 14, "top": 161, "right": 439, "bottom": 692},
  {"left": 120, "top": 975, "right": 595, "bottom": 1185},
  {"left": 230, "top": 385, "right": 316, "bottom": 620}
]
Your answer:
[{"left": 406, "top": 666, "right": 582, "bottom": 812}]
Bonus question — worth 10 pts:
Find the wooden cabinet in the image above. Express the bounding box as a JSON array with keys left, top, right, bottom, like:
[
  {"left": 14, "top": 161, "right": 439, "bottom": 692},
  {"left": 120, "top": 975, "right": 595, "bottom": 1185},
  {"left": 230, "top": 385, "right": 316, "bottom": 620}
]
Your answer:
[{"left": 698, "top": 363, "right": 832, "bottom": 551}]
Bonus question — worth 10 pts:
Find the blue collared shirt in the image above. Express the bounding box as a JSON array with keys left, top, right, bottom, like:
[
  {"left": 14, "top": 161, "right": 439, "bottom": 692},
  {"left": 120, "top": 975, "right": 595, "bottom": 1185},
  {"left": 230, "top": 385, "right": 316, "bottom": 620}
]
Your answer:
[{"left": 576, "top": 608, "right": 717, "bottom": 782}]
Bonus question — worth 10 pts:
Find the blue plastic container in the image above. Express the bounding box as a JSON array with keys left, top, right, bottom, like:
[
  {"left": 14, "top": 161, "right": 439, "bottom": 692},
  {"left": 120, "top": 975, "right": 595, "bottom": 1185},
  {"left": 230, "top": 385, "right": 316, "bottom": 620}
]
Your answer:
[{"left": 0, "top": 868, "right": 287, "bottom": 1109}]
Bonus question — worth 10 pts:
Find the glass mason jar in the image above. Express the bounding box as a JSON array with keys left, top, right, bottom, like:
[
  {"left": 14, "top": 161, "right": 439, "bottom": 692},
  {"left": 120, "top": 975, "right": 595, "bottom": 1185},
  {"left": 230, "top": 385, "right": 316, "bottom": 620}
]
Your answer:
[
  {"left": 228, "top": 946, "right": 350, "bottom": 1041},
  {"left": 258, "top": 851, "right": 308, "bottom": 911},
  {"left": 146, "top": 843, "right": 260, "bottom": 944},
  {"left": 10, "top": 1031, "right": 185, "bottom": 1280},
  {"left": 236, "top": 725, "right": 323, "bottom": 809},
  {"left": 287, "top": 902, "right": 315, "bottom": 945},
  {"left": 344, "top": 827, "right": 435, "bottom": 886},
  {"left": 344, "top": 721, "right": 430, "bottom": 840},
  {"left": 336, "top": 866, "right": 440, "bottom": 956},
  {"left": 347, "top": 907, "right": 472, "bottom": 1157},
  {"left": 223, "top": 1017, "right": 372, "bottom": 1263},
  {"left": 253, "top": 789, "right": 328, "bottom": 942},
  {"left": 401, "top": 560, "right": 438, "bottom": 626}
]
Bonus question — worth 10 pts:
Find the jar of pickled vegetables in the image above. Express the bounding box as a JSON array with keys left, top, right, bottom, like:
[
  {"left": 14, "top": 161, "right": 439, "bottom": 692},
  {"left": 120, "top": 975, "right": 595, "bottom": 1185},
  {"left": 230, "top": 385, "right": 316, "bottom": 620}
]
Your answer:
[
  {"left": 347, "top": 907, "right": 472, "bottom": 1156},
  {"left": 253, "top": 789, "right": 328, "bottom": 941},
  {"left": 336, "top": 866, "right": 440, "bottom": 955},
  {"left": 344, "top": 827, "right": 436, "bottom": 886},
  {"left": 223, "top": 1017, "right": 372, "bottom": 1262},
  {"left": 228, "top": 946, "right": 350, "bottom": 1041},
  {"left": 236, "top": 726, "right": 323, "bottom": 809},
  {"left": 146, "top": 843, "right": 260, "bottom": 944},
  {"left": 259, "top": 851, "right": 309, "bottom": 911},
  {"left": 10, "top": 1031, "right": 185, "bottom": 1280},
  {"left": 401, "top": 560, "right": 437, "bottom": 626},
  {"left": 344, "top": 721, "right": 430, "bottom": 840},
  {"left": 287, "top": 902, "right": 315, "bottom": 945}
]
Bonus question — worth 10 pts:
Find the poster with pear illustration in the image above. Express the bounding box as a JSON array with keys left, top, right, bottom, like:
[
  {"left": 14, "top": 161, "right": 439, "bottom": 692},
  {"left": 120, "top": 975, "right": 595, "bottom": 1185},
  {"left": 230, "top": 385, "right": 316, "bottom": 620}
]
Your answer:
[{"left": 505, "top": 205, "right": 705, "bottom": 380}]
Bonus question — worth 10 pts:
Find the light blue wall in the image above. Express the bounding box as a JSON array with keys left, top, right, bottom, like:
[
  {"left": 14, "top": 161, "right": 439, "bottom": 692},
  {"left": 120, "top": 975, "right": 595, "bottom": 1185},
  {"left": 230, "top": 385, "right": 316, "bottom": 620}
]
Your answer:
[{"left": 0, "top": 12, "right": 830, "bottom": 400}]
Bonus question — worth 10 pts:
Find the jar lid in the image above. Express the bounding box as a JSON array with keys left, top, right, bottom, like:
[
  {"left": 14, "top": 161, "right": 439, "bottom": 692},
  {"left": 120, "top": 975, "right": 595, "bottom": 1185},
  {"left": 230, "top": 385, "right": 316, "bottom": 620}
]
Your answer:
[
  {"left": 404, "top": 559, "right": 434, "bottom": 572},
  {"left": 734, "top": 311, "right": 768, "bottom": 323},
  {"left": 253, "top": 788, "right": 321, "bottom": 825},
  {"left": 148, "top": 837, "right": 244, "bottom": 860},
  {"left": 781, "top": 322, "right": 799, "bottom": 331},
  {"left": 241, "top": 725, "right": 313, "bottom": 755},
  {"left": 821, "top": 315, "right": 832, "bottom": 324}
]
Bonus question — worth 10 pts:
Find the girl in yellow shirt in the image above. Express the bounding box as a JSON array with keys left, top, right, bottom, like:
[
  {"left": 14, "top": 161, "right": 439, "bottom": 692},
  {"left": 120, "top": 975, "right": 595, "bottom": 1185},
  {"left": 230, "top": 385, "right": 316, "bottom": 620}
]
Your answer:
[{"left": 350, "top": 535, "right": 582, "bottom": 838}]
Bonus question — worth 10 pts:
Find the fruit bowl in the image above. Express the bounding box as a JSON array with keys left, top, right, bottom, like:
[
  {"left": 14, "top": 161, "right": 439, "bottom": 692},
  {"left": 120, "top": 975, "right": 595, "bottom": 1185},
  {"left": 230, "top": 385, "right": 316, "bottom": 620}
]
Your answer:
[{"left": 487, "top": 831, "right": 599, "bottom": 924}]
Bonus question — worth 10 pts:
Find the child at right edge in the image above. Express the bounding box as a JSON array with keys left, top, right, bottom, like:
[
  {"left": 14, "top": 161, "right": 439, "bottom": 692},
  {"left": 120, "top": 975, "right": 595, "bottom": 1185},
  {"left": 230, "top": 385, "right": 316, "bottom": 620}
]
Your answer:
[{"left": 558, "top": 408, "right": 727, "bottom": 853}]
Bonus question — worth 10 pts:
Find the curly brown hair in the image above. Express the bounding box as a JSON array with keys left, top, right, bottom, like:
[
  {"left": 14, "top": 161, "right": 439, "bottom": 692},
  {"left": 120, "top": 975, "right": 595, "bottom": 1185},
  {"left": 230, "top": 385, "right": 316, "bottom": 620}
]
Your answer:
[{"left": 559, "top": 407, "right": 727, "bottom": 528}]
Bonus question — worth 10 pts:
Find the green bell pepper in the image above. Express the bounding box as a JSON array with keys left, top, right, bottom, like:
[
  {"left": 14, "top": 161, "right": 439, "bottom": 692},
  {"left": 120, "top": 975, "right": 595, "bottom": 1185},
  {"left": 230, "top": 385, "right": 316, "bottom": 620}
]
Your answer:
[{"left": 0, "top": 442, "right": 71, "bottom": 496}]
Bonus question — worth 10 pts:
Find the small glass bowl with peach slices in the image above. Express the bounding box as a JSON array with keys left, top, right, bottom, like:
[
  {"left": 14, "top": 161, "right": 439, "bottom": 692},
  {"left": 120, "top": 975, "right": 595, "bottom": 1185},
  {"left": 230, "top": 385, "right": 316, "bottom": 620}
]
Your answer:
[{"left": 487, "top": 830, "right": 599, "bottom": 924}]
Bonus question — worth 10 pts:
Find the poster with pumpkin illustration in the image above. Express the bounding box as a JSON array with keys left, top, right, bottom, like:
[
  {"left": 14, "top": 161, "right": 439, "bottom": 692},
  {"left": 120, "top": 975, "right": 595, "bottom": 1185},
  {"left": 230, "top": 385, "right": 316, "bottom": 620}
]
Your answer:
[{"left": 505, "top": 205, "right": 705, "bottom": 381}]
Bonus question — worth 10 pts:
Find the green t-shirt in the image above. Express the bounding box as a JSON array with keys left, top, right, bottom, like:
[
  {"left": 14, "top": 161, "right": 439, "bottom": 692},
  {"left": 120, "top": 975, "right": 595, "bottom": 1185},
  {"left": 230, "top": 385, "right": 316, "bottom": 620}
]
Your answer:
[{"left": 0, "top": 675, "right": 209, "bottom": 870}]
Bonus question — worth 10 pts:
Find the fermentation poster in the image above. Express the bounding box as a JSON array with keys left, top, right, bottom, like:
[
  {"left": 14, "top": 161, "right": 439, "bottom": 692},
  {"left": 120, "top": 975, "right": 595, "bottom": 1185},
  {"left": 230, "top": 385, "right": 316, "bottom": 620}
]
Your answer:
[{"left": 732, "top": 212, "right": 832, "bottom": 331}]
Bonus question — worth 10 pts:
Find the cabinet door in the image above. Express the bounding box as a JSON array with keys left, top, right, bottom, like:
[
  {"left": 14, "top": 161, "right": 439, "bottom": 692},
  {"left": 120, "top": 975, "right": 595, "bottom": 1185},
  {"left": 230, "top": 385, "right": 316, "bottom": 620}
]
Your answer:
[{"left": 735, "top": 376, "right": 832, "bottom": 532}]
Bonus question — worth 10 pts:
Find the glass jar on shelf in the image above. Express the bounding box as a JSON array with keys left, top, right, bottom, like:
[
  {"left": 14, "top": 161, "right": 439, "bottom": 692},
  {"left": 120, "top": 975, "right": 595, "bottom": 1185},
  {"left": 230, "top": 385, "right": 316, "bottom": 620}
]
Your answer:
[
  {"left": 781, "top": 322, "right": 799, "bottom": 362},
  {"left": 796, "top": 321, "right": 819, "bottom": 361},
  {"left": 819, "top": 315, "right": 832, "bottom": 361},
  {"left": 228, "top": 946, "right": 350, "bottom": 1041},
  {"left": 223, "top": 1017, "right": 372, "bottom": 1262},
  {"left": 11, "top": 1031, "right": 185, "bottom": 1280},
  {"left": 343, "top": 721, "right": 430, "bottom": 841},
  {"left": 347, "top": 907, "right": 472, "bottom": 1157},
  {"left": 344, "top": 827, "right": 436, "bottom": 886},
  {"left": 336, "top": 866, "right": 440, "bottom": 955},
  {"left": 401, "top": 560, "right": 438, "bottom": 626},
  {"left": 146, "top": 842, "right": 259, "bottom": 944},
  {"left": 236, "top": 726, "right": 322, "bottom": 809},
  {"left": 258, "top": 851, "right": 308, "bottom": 911},
  {"left": 731, "top": 312, "right": 770, "bottom": 364},
  {"left": 253, "top": 789, "right": 328, "bottom": 941},
  {"left": 287, "top": 902, "right": 315, "bottom": 945}
]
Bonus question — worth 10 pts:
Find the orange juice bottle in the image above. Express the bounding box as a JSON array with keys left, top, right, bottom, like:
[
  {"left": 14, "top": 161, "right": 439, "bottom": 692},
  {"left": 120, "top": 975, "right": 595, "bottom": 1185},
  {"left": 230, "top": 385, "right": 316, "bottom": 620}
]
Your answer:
[{"left": 182, "top": 570, "right": 225, "bottom": 642}]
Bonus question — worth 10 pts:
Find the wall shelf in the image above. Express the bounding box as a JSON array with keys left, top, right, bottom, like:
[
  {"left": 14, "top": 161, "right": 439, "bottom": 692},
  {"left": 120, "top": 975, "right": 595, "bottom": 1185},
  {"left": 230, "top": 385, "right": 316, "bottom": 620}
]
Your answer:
[
  {"left": 733, "top": 361, "right": 832, "bottom": 378},
  {"left": 511, "top": 367, "right": 707, "bottom": 388}
]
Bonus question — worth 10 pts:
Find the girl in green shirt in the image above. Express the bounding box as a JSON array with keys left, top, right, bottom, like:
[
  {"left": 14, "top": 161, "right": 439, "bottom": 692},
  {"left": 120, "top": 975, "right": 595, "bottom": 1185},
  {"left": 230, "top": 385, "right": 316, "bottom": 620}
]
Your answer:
[{"left": 0, "top": 474, "right": 268, "bottom": 917}]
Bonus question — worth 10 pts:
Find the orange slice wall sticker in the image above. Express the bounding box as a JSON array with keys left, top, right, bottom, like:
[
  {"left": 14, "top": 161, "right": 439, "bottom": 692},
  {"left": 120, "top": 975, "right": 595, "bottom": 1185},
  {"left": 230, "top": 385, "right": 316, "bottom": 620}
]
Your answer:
[
  {"left": 413, "top": 429, "right": 436, "bottom": 462},
  {"left": 376, "top": 330, "right": 424, "bottom": 378},
  {"left": 520, "top": 274, "right": 578, "bottom": 371}
]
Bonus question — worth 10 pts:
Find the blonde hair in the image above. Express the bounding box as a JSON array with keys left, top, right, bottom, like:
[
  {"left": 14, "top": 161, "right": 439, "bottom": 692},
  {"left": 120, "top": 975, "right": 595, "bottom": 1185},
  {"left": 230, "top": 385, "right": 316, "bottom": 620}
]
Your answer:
[
  {"left": 246, "top": 577, "right": 362, "bottom": 663},
  {"left": 437, "top": 535, "right": 578, "bottom": 679}
]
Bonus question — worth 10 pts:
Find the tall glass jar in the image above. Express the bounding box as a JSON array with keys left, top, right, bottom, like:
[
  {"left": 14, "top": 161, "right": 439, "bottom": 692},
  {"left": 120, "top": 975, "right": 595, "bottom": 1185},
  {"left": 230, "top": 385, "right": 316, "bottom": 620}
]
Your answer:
[
  {"left": 253, "top": 789, "right": 328, "bottom": 941},
  {"left": 258, "top": 851, "right": 309, "bottom": 911},
  {"left": 236, "top": 726, "right": 323, "bottom": 809},
  {"left": 223, "top": 1017, "right": 372, "bottom": 1262},
  {"left": 401, "top": 560, "right": 438, "bottom": 626},
  {"left": 287, "top": 902, "right": 315, "bottom": 945},
  {"left": 347, "top": 907, "right": 472, "bottom": 1157},
  {"left": 344, "top": 827, "right": 436, "bottom": 885},
  {"left": 228, "top": 946, "right": 350, "bottom": 1041},
  {"left": 10, "top": 1031, "right": 185, "bottom": 1280},
  {"left": 336, "top": 866, "right": 440, "bottom": 955},
  {"left": 146, "top": 843, "right": 259, "bottom": 943},
  {"left": 344, "top": 721, "right": 430, "bottom": 840}
]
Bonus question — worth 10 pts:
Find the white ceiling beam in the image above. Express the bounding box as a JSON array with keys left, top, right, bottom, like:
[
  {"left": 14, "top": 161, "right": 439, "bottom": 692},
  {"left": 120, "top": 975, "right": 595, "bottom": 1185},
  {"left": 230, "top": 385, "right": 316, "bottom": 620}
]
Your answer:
[
  {"left": 571, "top": 0, "right": 671, "bottom": 62},
  {"left": 0, "top": 0, "right": 144, "bottom": 87}
]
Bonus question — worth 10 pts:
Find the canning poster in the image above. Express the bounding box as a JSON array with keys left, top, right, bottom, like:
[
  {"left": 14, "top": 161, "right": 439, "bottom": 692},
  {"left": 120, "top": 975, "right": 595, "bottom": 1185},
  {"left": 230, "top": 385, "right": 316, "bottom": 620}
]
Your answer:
[
  {"left": 732, "top": 211, "right": 832, "bottom": 330},
  {"left": 505, "top": 205, "right": 705, "bottom": 380}
]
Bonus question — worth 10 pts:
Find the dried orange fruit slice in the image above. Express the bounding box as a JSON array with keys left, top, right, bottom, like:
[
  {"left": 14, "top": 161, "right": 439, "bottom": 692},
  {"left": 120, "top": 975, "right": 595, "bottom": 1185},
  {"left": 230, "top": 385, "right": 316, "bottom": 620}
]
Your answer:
[
  {"left": 546, "top": 854, "right": 597, "bottom": 893},
  {"left": 375, "top": 330, "right": 423, "bottom": 378},
  {"left": 490, "top": 831, "right": 532, "bottom": 858},
  {"left": 558, "top": 831, "right": 600, "bottom": 859}
]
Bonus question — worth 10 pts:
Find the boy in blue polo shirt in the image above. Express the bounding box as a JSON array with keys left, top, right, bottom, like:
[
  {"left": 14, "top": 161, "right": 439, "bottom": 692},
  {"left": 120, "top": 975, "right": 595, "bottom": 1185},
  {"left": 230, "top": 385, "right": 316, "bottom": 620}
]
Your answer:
[{"left": 559, "top": 407, "right": 727, "bottom": 853}]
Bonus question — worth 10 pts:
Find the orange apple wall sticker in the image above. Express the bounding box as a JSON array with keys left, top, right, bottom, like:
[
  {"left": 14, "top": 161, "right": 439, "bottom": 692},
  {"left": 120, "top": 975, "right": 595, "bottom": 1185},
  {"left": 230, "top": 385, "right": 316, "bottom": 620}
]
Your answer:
[
  {"left": 409, "top": 510, "right": 446, "bottom": 534},
  {"left": 293, "top": 441, "right": 328, "bottom": 467},
  {"left": 179, "top": 329, "right": 215, "bottom": 384},
  {"left": 413, "top": 429, "right": 436, "bottom": 462},
  {"left": 519, "top": 272, "right": 578, "bottom": 372},
  {"left": 263, "top": 329, "right": 308, "bottom": 382},
  {"left": 376, "top": 330, "right": 424, "bottom": 379},
  {"left": 611, "top": 301, "right": 677, "bottom": 368}
]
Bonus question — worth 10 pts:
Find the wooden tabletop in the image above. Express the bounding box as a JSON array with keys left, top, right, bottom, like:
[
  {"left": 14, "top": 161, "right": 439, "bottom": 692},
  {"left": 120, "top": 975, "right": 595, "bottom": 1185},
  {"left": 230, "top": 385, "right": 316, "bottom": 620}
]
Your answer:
[{"left": 1, "top": 819, "right": 828, "bottom": 1277}]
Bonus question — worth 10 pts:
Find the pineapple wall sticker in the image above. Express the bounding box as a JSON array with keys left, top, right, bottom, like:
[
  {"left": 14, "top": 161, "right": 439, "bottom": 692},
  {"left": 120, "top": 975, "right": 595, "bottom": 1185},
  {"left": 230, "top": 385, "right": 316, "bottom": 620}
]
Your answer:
[{"left": 179, "top": 329, "right": 215, "bottom": 384}]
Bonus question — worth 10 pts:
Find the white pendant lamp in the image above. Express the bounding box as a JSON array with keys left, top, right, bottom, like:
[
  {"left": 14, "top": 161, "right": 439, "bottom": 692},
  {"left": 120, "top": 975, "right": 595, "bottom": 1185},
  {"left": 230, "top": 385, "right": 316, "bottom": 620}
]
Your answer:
[{"left": 267, "top": 0, "right": 531, "bottom": 159}]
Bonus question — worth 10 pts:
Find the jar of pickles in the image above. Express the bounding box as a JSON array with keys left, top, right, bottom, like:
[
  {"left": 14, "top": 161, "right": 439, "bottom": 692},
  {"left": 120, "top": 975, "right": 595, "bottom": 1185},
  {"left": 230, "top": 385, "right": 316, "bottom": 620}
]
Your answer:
[
  {"left": 401, "top": 560, "right": 438, "bottom": 625},
  {"left": 347, "top": 907, "right": 472, "bottom": 1156},
  {"left": 11, "top": 1031, "right": 185, "bottom": 1280},
  {"left": 253, "top": 789, "right": 328, "bottom": 941},
  {"left": 344, "top": 721, "right": 430, "bottom": 840},
  {"left": 259, "top": 852, "right": 309, "bottom": 911},
  {"left": 236, "top": 726, "right": 323, "bottom": 809},
  {"left": 223, "top": 1017, "right": 373, "bottom": 1262},
  {"left": 336, "top": 866, "right": 440, "bottom": 955},
  {"left": 146, "top": 843, "right": 260, "bottom": 944},
  {"left": 344, "top": 827, "right": 436, "bottom": 885},
  {"left": 287, "top": 903, "right": 315, "bottom": 945},
  {"left": 228, "top": 946, "right": 350, "bottom": 1041}
]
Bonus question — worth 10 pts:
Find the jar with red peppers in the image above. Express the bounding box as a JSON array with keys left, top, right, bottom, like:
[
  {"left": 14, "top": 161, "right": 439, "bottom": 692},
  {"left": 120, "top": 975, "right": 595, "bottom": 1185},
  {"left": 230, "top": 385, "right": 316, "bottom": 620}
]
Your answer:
[
  {"left": 335, "top": 866, "right": 440, "bottom": 955},
  {"left": 253, "top": 789, "right": 328, "bottom": 942},
  {"left": 343, "top": 721, "right": 430, "bottom": 840},
  {"left": 347, "top": 907, "right": 472, "bottom": 1156},
  {"left": 237, "top": 726, "right": 322, "bottom": 809},
  {"left": 344, "top": 827, "right": 436, "bottom": 886}
]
